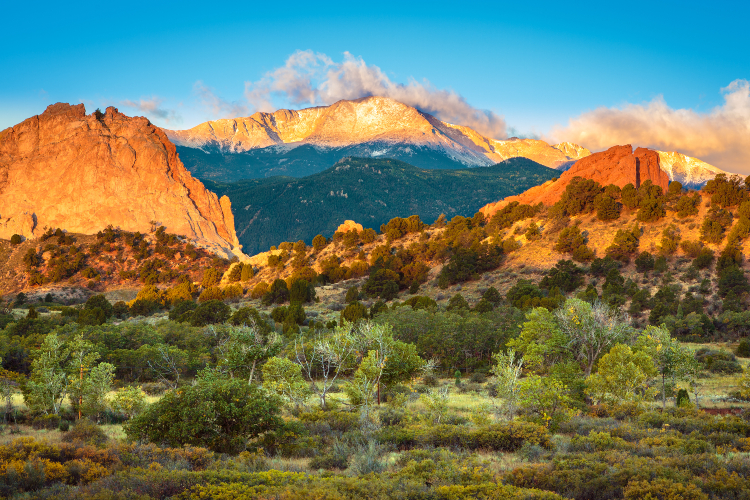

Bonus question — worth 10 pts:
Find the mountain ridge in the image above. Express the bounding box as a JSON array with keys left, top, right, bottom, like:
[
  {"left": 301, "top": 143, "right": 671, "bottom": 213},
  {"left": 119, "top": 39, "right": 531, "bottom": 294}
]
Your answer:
[
  {"left": 164, "top": 96, "right": 590, "bottom": 179},
  {"left": 165, "top": 96, "right": 730, "bottom": 188}
]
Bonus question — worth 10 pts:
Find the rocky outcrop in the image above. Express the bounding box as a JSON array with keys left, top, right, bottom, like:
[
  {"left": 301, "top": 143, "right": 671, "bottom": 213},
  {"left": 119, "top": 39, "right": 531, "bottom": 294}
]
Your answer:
[
  {"left": 164, "top": 97, "right": 590, "bottom": 170},
  {"left": 480, "top": 145, "right": 671, "bottom": 216},
  {"left": 335, "top": 220, "right": 364, "bottom": 234},
  {"left": 0, "top": 103, "right": 242, "bottom": 258}
]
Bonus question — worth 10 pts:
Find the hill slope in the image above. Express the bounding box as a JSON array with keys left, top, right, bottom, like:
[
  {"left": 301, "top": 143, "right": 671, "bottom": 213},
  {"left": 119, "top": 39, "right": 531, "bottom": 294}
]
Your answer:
[{"left": 205, "top": 156, "right": 558, "bottom": 254}]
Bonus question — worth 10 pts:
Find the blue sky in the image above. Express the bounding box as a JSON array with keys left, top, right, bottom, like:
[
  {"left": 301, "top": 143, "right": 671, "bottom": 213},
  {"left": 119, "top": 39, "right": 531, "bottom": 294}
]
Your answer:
[{"left": 2, "top": 0, "right": 749, "bottom": 170}]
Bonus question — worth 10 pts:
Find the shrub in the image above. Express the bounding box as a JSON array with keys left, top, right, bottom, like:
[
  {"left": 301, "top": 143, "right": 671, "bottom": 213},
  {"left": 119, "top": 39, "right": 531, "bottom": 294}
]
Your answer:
[
  {"left": 125, "top": 378, "right": 282, "bottom": 454},
  {"left": 596, "top": 196, "right": 621, "bottom": 221},
  {"left": 201, "top": 267, "right": 222, "bottom": 287},
  {"left": 190, "top": 300, "right": 231, "bottom": 326},
  {"left": 263, "top": 279, "right": 289, "bottom": 305},
  {"left": 554, "top": 226, "right": 586, "bottom": 254},
  {"left": 85, "top": 294, "right": 114, "bottom": 318},
  {"left": 10, "top": 234, "right": 22, "bottom": 245},
  {"left": 312, "top": 234, "right": 327, "bottom": 251},
  {"left": 345, "top": 286, "right": 359, "bottom": 304},
  {"left": 251, "top": 282, "right": 269, "bottom": 299},
  {"left": 736, "top": 339, "right": 750, "bottom": 357},
  {"left": 289, "top": 279, "right": 314, "bottom": 304},
  {"left": 169, "top": 300, "right": 198, "bottom": 322},
  {"left": 606, "top": 224, "right": 640, "bottom": 262},
  {"left": 341, "top": 301, "right": 368, "bottom": 324},
  {"left": 378, "top": 422, "right": 551, "bottom": 452},
  {"left": 635, "top": 251, "right": 655, "bottom": 273},
  {"left": 62, "top": 418, "right": 109, "bottom": 447},
  {"left": 636, "top": 197, "right": 666, "bottom": 222},
  {"left": 129, "top": 299, "right": 159, "bottom": 317},
  {"left": 31, "top": 414, "right": 61, "bottom": 430}
]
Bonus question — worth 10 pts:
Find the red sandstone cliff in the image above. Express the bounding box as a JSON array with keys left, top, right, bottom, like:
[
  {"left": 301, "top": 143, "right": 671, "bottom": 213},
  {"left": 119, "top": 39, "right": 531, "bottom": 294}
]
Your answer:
[
  {"left": 480, "top": 145, "right": 670, "bottom": 217},
  {"left": 0, "top": 103, "right": 242, "bottom": 258}
]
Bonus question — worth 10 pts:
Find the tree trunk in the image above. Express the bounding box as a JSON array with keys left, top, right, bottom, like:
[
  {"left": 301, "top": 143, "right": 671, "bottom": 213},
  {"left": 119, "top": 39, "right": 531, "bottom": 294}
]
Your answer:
[{"left": 248, "top": 359, "right": 257, "bottom": 385}]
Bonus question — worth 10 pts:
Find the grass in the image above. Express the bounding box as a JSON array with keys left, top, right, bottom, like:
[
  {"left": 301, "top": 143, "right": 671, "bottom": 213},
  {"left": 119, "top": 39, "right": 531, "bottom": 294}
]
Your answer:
[{"left": 0, "top": 423, "right": 125, "bottom": 446}]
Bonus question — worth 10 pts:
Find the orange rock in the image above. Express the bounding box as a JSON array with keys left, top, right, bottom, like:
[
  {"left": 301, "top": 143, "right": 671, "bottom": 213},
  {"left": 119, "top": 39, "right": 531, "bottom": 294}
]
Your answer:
[
  {"left": 335, "top": 220, "right": 364, "bottom": 234},
  {"left": 480, "top": 145, "right": 670, "bottom": 217},
  {"left": 0, "top": 103, "right": 242, "bottom": 258}
]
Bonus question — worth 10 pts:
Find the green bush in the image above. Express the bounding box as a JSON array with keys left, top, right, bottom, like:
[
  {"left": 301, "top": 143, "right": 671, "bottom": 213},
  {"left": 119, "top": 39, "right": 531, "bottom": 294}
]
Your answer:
[
  {"left": 378, "top": 422, "right": 551, "bottom": 452},
  {"left": 736, "top": 339, "right": 750, "bottom": 357},
  {"left": 125, "top": 378, "right": 282, "bottom": 454},
  {"left": 31, "top": 414, "right": 61, "bottom": 430},
  {"left": 10, "top": 234, "right": 22, "bottom": 245},
  {"left": 62, "top": 418, "right": 109, "bottom": 447},
  {"left": 190, "top": 300, "right": 231, "bottom": 327}
]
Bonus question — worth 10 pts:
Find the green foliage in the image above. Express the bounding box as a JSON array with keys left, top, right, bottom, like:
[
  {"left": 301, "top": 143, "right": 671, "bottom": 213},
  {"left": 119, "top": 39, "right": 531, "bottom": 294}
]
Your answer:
[
  {"left": 482, "top": 286, "right": 502, "bottom": 304},
  {"left": 262, "top": 357, "right": 311, "bottom": 408},
  {"left": 205, "top": 157, "right": 558, "bottom": 254},
  {"left": 344, "top": 286, "right": 360, "bottom": 304},
  {"left": 364, "top": 269, "right": 401, "bottom": 300},
  {"left": 341, "top": 301, "right": 368, "bottom": 324},
  {"left": 703, "top": 173, "right": 749, "bottom": 207},
  {"left": 437, "top": 244, "right": 503, "bottom": 288},
  {"left": 634, "top": 251, "right": 655, "bottom": 273},
  {"left": 700, "top": 205, "right": 733, "bottom": 244},
  {"left": 446, "top": 293, "right": 470, "bottom": 312},
  {"left": 675, "top": 193, "right": 701, "bottom": 217},
  {"left": 556, "top": 177, "right": 603, "bottom": 216},
  {"left": 595, "top": 195, "right": 621, "bottom": 221},
  {"left": 517, "top": 374, "right": 573, "bottom": 430},
  {"left": 85, "top": 295, "right": 114, "bottom": 319},
  {"left": 190, "top": 300, "right": 231, "bottom": 327},
  {"left": 636, "top": 196, "right": 666, "bottom": 222},
  {"left": 263, "top": 279, "right": 290, "bottom": 305},
  {"left": 506, "top": 280, "right": 563, "bottom": 311},
  {"left": 658, "top": 224, "right": 681, "bottom": 255},
  {"left": 586, "top": 344, "right": 655, "bottom": 404},
  {"left": 125, "top": 377, "right": 282, "bottom": 454},
  {"left": 606, "top": 224, "right": 640, "bottom": 262},
  {"left": 10, "top": 234, "right": 22, "bottom": 245},
  {"left": 736, "top": 338, "right": 750, "bottom": 357},
  {"left": 540, "top": 260, "right": 584, "bottom": 293},
  {"left": 554, "top": 225, "right": 586, "bottom": 254},
  {"left": 636, "top": 326, "right": 700, "bottom": 408},
  {"left": 718, "top": 265, "right": 750, "bottom": 298},
  {"left": 288, "top": 279, "right": 315, "bottom": 304},
  {"left": 487, "top": 201, "right": 542, "bottom": 231},
  {"left": 110, "top": 386, "right": 148, "bottom": 419}
]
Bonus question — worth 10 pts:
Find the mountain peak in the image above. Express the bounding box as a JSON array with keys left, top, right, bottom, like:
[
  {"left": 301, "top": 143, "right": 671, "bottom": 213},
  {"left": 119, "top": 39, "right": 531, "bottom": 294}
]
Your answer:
[{"left": 163, "top": 97, "right": 589, "bottom": 172}]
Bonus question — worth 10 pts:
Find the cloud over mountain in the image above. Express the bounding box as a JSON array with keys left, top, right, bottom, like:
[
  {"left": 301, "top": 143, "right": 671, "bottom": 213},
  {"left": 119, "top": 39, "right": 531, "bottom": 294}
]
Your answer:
[
  {"left": 553, "top": 79, "right": 750, "bottom": 174},
  {"left": 241, "top": 50, "right": 508, "bottom": 140},
  {"left": 119, "top": 97, "right": 181, "bottom": 125}
]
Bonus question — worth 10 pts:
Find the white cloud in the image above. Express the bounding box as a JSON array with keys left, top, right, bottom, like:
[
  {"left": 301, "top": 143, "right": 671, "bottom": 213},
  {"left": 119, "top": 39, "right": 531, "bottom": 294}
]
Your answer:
[
  {"left": 119, "top": 97, "right": 181, "bottom": 125},
  {"left": 242, "top": 50, "right": 508, "bottom": 139},
  {"left": 193, "top": 81, "right": 250, "bottom": 119},
  {"left": 553, "top": 80, "right": 750, "bottom": 174}
]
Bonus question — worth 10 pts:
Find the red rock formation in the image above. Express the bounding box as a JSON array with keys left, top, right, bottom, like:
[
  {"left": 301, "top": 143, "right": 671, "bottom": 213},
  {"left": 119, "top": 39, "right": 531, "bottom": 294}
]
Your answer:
[
  {"left": 480, "top": 145, "right": 671, "bottom": 217},
  {"left": 0, "top": 103, "right": 242, "bottom": 258}
]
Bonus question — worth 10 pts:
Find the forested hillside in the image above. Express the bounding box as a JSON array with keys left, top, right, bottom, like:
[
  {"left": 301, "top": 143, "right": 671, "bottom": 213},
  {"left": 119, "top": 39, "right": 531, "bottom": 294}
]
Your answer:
[{"left": 205, "top": 157, "right": 558, "bottom": 254}]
